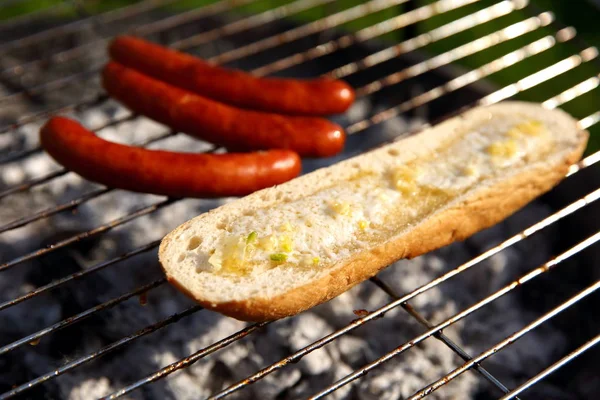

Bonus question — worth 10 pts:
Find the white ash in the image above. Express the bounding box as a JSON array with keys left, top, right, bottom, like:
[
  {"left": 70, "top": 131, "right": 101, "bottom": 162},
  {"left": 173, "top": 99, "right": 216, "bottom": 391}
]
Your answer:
[{"left": 0, "top": 95, "right": 574, "bottom": 399}]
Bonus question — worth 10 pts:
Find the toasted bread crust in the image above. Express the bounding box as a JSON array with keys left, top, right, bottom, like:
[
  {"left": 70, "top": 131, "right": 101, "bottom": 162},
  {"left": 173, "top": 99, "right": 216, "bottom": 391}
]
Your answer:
[{"left": 159, "top": 102, "right": 588, "bottom": 322}]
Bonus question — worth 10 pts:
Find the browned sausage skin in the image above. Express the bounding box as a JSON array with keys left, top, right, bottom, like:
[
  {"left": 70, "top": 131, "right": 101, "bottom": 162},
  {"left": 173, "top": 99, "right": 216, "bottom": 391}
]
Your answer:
[
  {"left": 108, "top": 35, "right": 355, "bottom": 116},
  {"left": 101, "top": 62, "right": 345, "bottom": 158},
  {"left": 40, "top": 117, "right": 302, "bottom": 198}
]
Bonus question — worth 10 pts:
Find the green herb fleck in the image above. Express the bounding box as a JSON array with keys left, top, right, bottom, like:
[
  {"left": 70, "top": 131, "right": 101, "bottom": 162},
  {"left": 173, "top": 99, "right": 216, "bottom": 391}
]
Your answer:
[
  {"left": 247, "top": 231, "right": 258, "bottom": 244},
  {"left": 270, "top": 253, "right": 288, "bottom": 262}
]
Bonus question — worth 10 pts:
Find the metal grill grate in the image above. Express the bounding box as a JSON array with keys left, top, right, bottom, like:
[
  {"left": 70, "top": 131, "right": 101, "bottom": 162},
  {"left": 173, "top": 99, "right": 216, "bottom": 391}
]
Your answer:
[{"left": 0, "top": 0, "right": 599, "bottom": 399}]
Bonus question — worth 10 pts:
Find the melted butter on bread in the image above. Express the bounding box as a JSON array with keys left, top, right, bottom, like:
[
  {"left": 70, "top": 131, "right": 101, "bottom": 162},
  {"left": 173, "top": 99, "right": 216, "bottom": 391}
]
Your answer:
[{"left": 190, "top": 119, "right": 554, "bottom": 276}]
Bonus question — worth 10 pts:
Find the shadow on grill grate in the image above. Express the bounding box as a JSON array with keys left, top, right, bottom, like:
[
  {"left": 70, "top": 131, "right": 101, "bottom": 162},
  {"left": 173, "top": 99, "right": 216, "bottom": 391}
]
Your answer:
[{"left": 0, "top": 0, "right": 599, "bottom": 399}]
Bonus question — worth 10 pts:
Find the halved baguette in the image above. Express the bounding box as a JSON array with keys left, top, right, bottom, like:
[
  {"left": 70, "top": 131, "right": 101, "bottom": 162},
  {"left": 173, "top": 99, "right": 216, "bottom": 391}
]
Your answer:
[{"left": 159, "top": 102, "right": 588, "bottom": 322}]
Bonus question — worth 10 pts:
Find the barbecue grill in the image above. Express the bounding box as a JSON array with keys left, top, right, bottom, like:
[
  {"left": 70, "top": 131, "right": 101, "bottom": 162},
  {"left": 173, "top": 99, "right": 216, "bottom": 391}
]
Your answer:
[{"left": 1, "top": 0, "right": 599, "bottom": 399}]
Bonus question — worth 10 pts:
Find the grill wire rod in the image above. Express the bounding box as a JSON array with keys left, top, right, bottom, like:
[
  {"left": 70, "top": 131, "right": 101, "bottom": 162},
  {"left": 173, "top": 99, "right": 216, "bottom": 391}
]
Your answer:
[
  {"left": 407, "top": 276, "right": 600, "bottom": 400},
  {"left": 309, "top": 234, "right": 600, "bottom": 399},
  {"left": 499, "top": 333, "right": 600, "bottom": 400}
]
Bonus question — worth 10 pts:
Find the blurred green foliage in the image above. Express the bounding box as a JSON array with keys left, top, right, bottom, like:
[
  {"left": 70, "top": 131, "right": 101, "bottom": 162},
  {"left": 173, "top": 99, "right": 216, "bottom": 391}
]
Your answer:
[{"left": 1, "top": 0, "right": 599, "bottom": 152}]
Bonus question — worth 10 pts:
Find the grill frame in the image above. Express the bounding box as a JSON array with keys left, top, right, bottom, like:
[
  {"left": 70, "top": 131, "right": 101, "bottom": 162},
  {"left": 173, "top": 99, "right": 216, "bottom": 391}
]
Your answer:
[{"left": 0, "top": 0, "right": 599, "bottom": 399}]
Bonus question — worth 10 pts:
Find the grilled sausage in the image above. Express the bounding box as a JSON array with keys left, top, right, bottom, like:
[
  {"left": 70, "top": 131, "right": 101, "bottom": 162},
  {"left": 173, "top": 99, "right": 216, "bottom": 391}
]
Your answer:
[
  {"left": 40, "top": 117, "right": 302, "bottom": 198},
  {"left": 102, "top": 62, "right": 345, "bottom": 158},
  {"left": 108, "top": 35, "right": 355, "bottom": 116}
]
